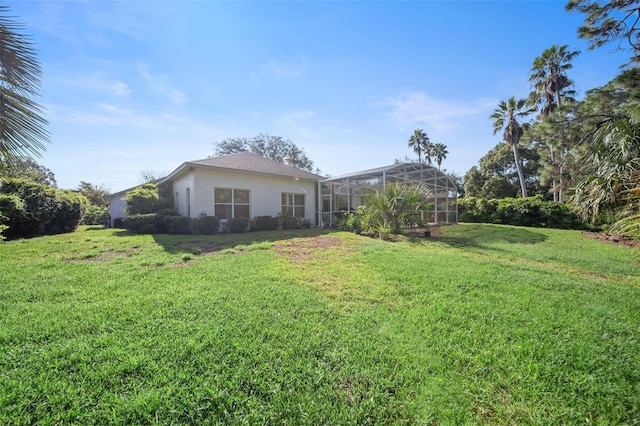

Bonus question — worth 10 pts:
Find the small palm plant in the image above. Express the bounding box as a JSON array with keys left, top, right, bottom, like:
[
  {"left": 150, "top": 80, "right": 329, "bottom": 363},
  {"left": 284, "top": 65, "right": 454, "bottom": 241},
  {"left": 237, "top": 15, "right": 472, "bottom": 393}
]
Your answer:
[{"left": 365, "top": 182, "right": 428, "bottom": 234}]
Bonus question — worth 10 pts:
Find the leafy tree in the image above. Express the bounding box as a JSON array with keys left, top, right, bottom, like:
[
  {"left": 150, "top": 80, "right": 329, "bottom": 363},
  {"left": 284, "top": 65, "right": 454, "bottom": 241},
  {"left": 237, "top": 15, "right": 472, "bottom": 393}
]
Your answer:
[
  {"left": 77, "top": 181, "right": 110, "bottom": 208},
  {"left": 490, "top": 97, "right": 536, "bottom": 197},
  {"left": 463, "top": 143, "right": 543, "bottom": 199},
  {"left": 432, "top": 143, "right": 448, "bottom": 170},
  {"left": 0, "top": 157, "right": 56, "bottom": 187},
  {"left": 407, "top": 128, "right": 431, "bottom": 164},
  {"left": 213, "top": 134, "right": 315, "bottom": 171},
  {"left": 443, "top": 169, "right": 464, "bottom": 197},
  {"left": 463, "top": 166, "right": 484, "bottom": 198},
  {"left": 566, "top": 0, "right": 640, "bottom": 63},
  {"left": 0, "top": 6, "right": 49, "bottom": 168},
  {"left": 76, "top": 181, "right": 111, "bottom": 225}
]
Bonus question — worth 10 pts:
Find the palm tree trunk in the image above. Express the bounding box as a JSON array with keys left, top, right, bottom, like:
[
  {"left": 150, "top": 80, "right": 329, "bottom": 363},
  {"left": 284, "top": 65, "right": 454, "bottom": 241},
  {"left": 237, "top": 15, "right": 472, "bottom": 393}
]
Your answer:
[
  {"left": 550, "top": 146, "right": 558, "bottom": 202},
  {"left": 512, "top": 144, "right": 528, "bottom": 198}
]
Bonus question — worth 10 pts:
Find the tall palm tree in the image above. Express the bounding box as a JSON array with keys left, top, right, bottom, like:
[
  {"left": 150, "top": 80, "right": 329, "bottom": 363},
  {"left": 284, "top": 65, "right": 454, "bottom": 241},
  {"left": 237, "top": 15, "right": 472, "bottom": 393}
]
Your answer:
[
  {"left": 0, "top": 6, "right": 49, "bottom": 168},
  {"left": 407, "top": 128, "right": 430, "bottom": 163},
  {"left": 432, "top": 143, "right": 448, "bottom": 170},
  {"left": 529, "top": 44, "right": 580, "bottom": 116},
  {"left": 529, "top": 44, "right": 580, "bottom": 202},
  {"left": 490, "top": 97, "right": 536, "bottom": 198}
]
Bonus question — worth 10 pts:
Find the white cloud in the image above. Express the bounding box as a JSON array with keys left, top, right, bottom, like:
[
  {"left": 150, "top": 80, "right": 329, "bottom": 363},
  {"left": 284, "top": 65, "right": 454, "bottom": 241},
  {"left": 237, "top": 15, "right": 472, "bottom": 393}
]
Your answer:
[
  {"left": 262, "top": 60, "right": 306, "bottom": 79},
  {"left": 136, "top": 64, "right": 189, "bottom": 105},
  {"left": 60, "top": 73, "right": 131, "bottom": 97},
  {"left": 377, "top": 91, "right": 497, "bottom": 136}
]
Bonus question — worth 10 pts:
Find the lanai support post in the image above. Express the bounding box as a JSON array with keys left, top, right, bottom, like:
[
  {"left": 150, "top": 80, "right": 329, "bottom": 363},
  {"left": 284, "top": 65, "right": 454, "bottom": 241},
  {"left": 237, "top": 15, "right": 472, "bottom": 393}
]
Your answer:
[
  {"left": 317, "top": 181, "right": 322, "bottom": 227},
  {"left": 346, "top": 178, "right": 351, "bottom": 213}
]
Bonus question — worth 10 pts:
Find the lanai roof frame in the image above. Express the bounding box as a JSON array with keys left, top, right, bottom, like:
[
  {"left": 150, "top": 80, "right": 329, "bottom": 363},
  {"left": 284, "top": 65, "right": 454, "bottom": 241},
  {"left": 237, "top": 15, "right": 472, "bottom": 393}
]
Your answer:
[{"left": 318, "top": 162, "right": 458, "bottom": 227}]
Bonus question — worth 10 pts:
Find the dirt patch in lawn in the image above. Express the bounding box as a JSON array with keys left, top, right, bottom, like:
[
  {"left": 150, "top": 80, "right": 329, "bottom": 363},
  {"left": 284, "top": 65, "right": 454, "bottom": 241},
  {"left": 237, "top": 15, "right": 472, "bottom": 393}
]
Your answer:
[
  {"left": 274, "top": 235, "right": 349, "bottom": 263},
  {"left": 583, "top": 231, "right": 638, "bottom": 248}
]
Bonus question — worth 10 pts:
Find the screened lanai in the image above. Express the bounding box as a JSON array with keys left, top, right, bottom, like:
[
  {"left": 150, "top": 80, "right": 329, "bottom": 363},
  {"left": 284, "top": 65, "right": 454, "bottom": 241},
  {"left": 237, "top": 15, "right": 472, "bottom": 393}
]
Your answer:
[{"left": 318, "top": 162, "right": 458, "bottom": 227}]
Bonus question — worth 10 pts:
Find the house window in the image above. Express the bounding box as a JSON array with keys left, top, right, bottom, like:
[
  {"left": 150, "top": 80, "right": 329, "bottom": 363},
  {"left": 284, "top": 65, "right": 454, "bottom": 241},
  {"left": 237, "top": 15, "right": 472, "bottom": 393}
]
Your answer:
[
  {"left": 214, "top": 188, "right": 250, "bottom": 219},
  {"left": 282, "top": 193, "right": 305, "bottom": 218}
]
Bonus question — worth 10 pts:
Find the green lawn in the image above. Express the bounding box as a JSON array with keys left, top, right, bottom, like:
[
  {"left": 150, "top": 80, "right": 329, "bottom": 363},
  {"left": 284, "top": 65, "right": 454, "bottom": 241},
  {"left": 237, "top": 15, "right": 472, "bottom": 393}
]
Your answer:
[{"left": 1, "top": 224, "right": 638, "bottom": 424}]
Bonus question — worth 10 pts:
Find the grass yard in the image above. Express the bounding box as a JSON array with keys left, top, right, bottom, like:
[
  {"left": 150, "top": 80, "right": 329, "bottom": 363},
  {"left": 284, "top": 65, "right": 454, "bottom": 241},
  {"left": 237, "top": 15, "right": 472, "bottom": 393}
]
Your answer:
[{"left": 1, "top": 224, "right": 639, "bottom": 424}]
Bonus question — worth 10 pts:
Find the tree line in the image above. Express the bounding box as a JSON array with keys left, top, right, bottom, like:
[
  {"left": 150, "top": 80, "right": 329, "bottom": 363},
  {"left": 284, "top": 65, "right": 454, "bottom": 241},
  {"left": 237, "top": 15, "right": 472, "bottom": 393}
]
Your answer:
[{"left": 462, "top": 0, "right": 639, "bottom": 239}]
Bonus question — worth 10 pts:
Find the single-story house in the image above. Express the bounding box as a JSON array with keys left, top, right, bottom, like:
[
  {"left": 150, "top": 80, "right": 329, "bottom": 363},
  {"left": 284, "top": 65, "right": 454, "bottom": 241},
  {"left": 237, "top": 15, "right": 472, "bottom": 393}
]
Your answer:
[
  {"left": 109, "top": 152, "right": 323, "bottom": 227},
  {"left": 109, "top": 152, "right": 459, "bottom": 228}
]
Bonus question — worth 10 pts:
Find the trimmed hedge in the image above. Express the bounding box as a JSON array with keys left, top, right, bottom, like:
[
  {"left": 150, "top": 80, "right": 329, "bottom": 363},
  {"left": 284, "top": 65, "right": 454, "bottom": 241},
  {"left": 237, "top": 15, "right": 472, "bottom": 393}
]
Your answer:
[
  {"left": 123, "top": 214, "right": 158, "bottom": 234},
  {"left": 458, "top": 196, "right": 584, "bottom": 229},
  {"left": 123, "top": 213, "right": 221, "bottom": 235},
  {"left": 251, "top": 215, "right": 279, "bottom": 232},
  {"left": 280, "top": 215, "right": 299, "bottom": 230},
  {"left": 227, "top": 217, "right": 249, "bottom": 233},
  {"left": 191, "top": 216, "right": 220, "bottom": 235}
]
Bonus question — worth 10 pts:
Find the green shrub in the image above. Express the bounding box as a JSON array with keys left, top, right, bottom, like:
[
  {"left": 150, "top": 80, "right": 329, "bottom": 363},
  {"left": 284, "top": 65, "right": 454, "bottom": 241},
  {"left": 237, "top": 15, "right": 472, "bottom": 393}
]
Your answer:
[
  {"left": 81, "top": 205, "right": 109, "bottom": 226},
  {"left": 0, "top": 179, "right": 88, "bottom": 239},
  {"left": 227, "top": 217, "right": 249, "bottom": 233},
  {"left": 125, "top": 184, "right": 160, "bottom": 214},
  {"left": 458, "top": 196, "right": 584, "bottom": 229},
  {"left": 123, "top": 214, "right": 158, "bottom": 234},
  {"left": 251, "top": 215, "right": 278, "bottom": 231},
  {"left": 0, "top": 193, "right": 24, "bottom": 240},
  {"left": 50, "top": 190, "right": 88, "bottom": 235},
  {"left": 191, "top": 216, "right": 220, "bottom": 235},
  {"left": 163, "top": 215, "right": 192, "bottom": 234},
  {"left": 280, "top": 214, "right": 299, "bottom": 230}
]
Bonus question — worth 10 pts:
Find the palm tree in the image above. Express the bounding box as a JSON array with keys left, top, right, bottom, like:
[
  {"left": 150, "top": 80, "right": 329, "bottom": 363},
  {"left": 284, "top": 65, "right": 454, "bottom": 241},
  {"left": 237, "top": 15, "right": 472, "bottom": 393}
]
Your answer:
[
  {"left": 365, "top": 182, "right": 427, "bottom": 234},
  {"left": 529, "top": 44, "right": 580, "bottom": 201},
  {"left": 569, "top": 116, "right": 640, "bottom": 225},
  {"left": 529, "top": 44, "right": 580, "bottom": 116},
  {"left": 432, "top": 143, "right": 448, "bottom": 170},
  {"left": 0, "top": 6, "right": 49, "bottom": 168},
  {"left": 407, "top": 128, "right": 430, "bottom": 163},
  {"left": 490, "top": 97, "right": 536, "bottom": 198}
]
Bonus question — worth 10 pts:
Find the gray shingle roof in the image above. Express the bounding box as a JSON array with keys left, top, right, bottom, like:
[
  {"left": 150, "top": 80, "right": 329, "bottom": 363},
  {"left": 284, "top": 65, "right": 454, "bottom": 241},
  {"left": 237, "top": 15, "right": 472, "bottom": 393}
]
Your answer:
[{"left": 183, "top": 152, "right": 324, "bottom": 181}]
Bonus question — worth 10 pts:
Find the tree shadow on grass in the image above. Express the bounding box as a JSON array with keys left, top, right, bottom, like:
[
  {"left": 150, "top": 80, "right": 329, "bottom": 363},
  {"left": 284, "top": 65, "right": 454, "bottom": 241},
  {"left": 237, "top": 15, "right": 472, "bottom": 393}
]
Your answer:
[
  {"left": 412, "top": 223, "right": 548, "bottom": 253},
  {"left": 149, "top": 228, "right": 337, "bottom": 255}
]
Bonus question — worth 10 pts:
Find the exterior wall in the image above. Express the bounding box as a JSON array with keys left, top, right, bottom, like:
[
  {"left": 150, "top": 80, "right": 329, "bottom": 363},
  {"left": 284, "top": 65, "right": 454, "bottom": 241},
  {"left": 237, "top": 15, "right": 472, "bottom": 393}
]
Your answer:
[
  {"left": 189, "top": 169, "right": 318, "bottom": 225},
  {"left": 109, "top": 195, "right": 128, "bottom": 227},
  {"left": 172, "top": 172, "right": 196, "bottom": 217}
]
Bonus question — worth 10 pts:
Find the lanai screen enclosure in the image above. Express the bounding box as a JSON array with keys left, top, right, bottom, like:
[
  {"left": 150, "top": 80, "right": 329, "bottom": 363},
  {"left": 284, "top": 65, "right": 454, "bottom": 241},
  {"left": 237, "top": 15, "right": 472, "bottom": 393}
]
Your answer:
[{"left": 318, "top": 162, "right": 458, "bottom": 227}]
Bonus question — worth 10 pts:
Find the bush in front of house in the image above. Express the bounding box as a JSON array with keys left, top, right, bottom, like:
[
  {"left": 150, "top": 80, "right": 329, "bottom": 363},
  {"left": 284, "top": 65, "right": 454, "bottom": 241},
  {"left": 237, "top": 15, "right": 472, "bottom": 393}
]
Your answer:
[
  {"left": 279, "top": 214, "right": 299, "bottom": 230},
  {"left": 163, "top": 215, "right": 192, "bottom": 234},
  {"left": 251, "top": 215, "right": 279, "bottom": 231},
  {"left": 191, "top": 215, "right": 220, "bottom": 235},
  {"left": 125, "top": 183, "right": 160, "bottom": 214},
  {"left": 123, "top": 214, "right": 158, "bottom": 234},
  {"left": 227, "top": 217, "right": 249, "bottom": 233}
]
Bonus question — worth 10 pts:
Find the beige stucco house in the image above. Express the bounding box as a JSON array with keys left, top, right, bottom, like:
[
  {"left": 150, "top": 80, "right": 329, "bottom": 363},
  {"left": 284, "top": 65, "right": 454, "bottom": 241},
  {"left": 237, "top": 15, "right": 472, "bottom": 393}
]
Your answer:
[{"left": 109, "top": 152, "right": 323, "bottom": 227}]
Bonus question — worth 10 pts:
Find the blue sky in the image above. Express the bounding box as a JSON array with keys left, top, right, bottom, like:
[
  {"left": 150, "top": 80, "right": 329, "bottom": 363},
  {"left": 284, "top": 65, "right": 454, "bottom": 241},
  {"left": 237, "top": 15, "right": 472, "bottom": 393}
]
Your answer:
[{"left": 8, "top": 0, "right": 630, "bottom": 191}]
